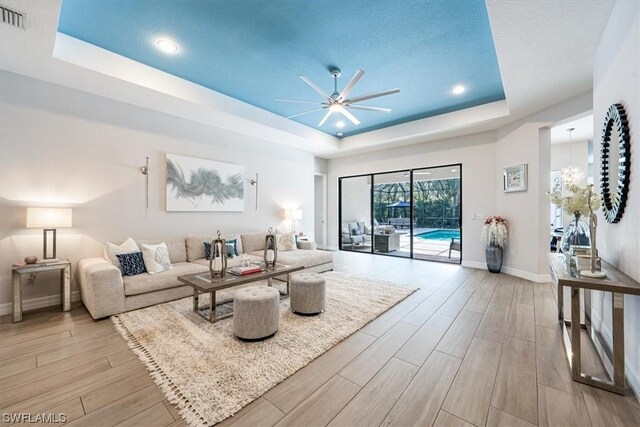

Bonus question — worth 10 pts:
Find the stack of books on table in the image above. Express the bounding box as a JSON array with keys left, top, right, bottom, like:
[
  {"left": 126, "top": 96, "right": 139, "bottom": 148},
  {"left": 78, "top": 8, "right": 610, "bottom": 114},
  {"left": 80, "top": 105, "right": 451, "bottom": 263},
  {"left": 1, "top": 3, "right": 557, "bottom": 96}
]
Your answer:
[{"left": 229, "top": 265, "right": 263, "bottom": 276}]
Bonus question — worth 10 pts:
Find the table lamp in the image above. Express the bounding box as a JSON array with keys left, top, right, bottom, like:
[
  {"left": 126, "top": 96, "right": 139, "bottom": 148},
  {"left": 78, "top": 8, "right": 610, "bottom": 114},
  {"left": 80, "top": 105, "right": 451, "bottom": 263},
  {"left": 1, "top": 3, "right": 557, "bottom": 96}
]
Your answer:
[
  {"left": 285, "top": 209, "right": 303, "bottom": 234},
  {"left": 26, "top": 207, "right": 72, "bottom": 261}
]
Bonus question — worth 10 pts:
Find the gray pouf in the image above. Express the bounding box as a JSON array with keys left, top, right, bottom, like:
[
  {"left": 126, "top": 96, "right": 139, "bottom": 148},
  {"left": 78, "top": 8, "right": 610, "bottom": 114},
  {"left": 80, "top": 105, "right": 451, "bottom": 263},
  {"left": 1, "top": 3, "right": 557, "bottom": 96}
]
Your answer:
[
  {"left": 233, "top": 286, "right": 280, "bottom": 340},
  {"left": 290, "top": 273, "right": 327, "bottom": 315}
]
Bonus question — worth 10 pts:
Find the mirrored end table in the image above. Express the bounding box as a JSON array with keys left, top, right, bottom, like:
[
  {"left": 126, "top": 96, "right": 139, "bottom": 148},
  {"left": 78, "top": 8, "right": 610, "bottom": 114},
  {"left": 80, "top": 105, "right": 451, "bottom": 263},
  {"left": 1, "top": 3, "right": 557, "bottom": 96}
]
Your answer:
[{"left": 12, "top": 260, "right": 71, "bottom": 323}]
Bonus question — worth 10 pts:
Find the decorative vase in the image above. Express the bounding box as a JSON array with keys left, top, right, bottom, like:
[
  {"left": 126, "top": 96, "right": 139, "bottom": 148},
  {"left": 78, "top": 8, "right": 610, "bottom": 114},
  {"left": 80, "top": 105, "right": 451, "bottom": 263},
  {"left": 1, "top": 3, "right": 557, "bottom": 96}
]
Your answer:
[
  {"left": 485, "top": 244, "right": 504, "bottom": 273},
  {"left": 560, "top": 214, "right": 590, "bottom": 254}
]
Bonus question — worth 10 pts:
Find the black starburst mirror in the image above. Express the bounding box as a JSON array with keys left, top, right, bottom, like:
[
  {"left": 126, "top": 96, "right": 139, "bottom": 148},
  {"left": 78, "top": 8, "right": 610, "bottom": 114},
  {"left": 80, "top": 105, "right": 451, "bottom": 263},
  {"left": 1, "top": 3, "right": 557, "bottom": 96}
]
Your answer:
[{"left": 600, "top": 103, "right": 631, "bottom": 223}]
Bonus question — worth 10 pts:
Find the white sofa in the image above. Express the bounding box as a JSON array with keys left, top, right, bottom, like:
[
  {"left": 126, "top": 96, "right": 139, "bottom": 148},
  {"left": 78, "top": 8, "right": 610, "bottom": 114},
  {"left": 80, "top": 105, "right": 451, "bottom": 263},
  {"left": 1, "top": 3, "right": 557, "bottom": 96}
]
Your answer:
[{"left": 78, "top": 233, "right": 333, "bottom": 319}]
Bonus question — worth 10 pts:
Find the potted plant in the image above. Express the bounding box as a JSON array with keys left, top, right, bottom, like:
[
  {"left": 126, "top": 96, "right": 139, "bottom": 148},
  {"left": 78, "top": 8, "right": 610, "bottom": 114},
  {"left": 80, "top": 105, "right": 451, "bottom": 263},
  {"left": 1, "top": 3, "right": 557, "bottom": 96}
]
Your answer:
[{"left": 482, "top": 216, "right": 508, "bottom": 273}]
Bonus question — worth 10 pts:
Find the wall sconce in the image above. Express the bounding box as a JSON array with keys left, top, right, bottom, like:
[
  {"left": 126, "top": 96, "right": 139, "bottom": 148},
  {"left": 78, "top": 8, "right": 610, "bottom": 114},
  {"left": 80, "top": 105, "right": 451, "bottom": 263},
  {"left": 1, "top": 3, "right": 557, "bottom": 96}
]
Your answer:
[
  {"left": 26, "top": 207, "right": 73, "bottom": 261},
  {"left": 140, "top": 157, "right": 150, "bottom": 210},
  {"left": 249, "top": 173, "right": 259, "bottom": 211}
]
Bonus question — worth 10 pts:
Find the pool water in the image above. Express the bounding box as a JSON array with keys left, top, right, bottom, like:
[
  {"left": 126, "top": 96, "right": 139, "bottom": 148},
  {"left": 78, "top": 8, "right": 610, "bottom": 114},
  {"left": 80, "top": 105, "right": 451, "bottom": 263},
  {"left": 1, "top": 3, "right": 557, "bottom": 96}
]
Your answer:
[{"left": 416, "top": 229, "right": 461, "bottom": 241}]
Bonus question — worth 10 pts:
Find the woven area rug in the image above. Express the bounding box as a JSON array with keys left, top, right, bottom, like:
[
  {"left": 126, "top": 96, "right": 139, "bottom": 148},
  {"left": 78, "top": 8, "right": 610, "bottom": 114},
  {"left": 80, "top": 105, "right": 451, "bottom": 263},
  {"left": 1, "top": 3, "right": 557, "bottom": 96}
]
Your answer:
[{"left": 112, "top": 271, "right": 415, "bottom": 426}]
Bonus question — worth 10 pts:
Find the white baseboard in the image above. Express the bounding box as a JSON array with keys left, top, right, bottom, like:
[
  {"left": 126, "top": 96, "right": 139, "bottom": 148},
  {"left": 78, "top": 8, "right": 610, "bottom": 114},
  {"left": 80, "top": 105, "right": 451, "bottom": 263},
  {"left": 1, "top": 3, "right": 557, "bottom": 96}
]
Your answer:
[
  {"left": 591, "top": 311, "right": 640, "bottom": 400},
  {"left": 0, "top": 291, "right": 81, "bottom": 316},
  {"left": 325, "top": 245, "right": 339, "bottom": 251},
  {"left": 461, "top": 261, "right": 551, "bottom": 283}
]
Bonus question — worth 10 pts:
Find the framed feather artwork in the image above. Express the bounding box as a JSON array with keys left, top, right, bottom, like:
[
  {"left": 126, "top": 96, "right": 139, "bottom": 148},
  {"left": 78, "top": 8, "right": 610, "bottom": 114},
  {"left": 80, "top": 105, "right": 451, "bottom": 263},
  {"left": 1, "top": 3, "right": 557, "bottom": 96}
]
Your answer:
[{"left": 165, "top": 153, "right": 244, "bottom": 211}]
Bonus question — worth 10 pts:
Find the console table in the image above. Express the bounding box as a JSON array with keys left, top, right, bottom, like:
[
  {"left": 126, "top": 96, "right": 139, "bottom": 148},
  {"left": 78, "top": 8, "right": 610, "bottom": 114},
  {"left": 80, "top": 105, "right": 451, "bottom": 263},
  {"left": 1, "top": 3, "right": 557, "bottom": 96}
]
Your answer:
[
  {"left": 12, "top": 260, "right": 71, "bottom": 323},
  {"left": 549, "top": 253, "right": 640, "bottom": 395}
]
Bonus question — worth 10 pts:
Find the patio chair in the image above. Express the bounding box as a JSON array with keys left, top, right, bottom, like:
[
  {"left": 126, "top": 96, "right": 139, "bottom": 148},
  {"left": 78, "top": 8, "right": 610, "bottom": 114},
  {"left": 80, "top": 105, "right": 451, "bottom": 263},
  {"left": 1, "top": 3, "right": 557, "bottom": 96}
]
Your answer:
[
  {"left": 341, "top": 221, "right": 372, "bottom": 249},
  {"left": 449, "top": 238, "right": 461, "bottom": 259}
]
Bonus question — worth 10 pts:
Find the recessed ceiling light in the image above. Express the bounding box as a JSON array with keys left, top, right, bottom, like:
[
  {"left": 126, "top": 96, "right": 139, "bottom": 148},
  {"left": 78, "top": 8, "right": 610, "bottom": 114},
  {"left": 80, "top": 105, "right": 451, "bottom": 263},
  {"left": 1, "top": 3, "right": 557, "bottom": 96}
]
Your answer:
[
  {"left": 156, "top": 39, "right": 178, "bottom": 53},
  {"left": 451, "top": 85, "right": 466, "bottom": 95},
  {"left": 336, "top": 121, "right": 345, "bottom": 128},
  {"left": 337, "top": 132, "right": 344, "bottom": 137}
]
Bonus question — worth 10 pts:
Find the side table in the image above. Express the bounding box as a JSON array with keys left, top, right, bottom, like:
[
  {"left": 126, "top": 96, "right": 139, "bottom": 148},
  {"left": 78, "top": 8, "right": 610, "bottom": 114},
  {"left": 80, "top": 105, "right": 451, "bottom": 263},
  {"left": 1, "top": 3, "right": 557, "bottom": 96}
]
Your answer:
[{"left": 12, "top": 260, "right": 71, "bottom": 323}]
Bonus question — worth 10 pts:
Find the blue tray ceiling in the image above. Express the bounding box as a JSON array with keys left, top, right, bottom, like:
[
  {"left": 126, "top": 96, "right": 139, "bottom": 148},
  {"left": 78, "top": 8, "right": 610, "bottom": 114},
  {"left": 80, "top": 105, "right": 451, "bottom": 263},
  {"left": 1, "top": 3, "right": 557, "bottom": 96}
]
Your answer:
[{"left": 58, "top": 0, "right": 505, "bottom": 137}]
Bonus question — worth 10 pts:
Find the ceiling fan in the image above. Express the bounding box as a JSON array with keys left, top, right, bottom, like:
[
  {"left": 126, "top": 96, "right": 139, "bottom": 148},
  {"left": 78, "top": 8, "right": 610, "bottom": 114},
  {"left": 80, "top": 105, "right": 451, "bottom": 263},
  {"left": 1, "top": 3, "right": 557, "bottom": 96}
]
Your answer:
[{"left": 275, "top": 68, "right": 399, "bottom": 127}]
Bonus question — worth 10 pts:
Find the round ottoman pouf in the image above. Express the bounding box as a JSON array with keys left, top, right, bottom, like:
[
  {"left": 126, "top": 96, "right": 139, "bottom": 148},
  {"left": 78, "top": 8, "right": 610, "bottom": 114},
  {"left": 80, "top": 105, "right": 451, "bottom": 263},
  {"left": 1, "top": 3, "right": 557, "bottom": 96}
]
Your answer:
[
  {"left": 290, "top": 273, "right": 327, "bottom": 315},
  {"left": 233, "top": 286, "right": 280, "bottom": 341}
]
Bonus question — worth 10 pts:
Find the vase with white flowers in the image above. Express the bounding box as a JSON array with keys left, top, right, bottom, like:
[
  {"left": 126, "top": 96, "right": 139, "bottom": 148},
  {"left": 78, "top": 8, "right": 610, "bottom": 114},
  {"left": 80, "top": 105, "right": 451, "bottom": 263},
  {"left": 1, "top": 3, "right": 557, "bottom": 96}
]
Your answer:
[
  {"left": 548, "top": 183, "right": 601, "bottom": 255},
  {"left": 481, "top": 216, "right": 508, "bottom": 273}
]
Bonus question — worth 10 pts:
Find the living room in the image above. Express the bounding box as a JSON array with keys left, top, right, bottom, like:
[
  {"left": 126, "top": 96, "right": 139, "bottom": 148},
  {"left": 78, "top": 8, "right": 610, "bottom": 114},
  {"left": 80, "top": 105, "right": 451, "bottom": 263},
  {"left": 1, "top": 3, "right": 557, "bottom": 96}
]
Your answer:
[{"left": 1, "top": 1, "right": 639, "bottom": 426}]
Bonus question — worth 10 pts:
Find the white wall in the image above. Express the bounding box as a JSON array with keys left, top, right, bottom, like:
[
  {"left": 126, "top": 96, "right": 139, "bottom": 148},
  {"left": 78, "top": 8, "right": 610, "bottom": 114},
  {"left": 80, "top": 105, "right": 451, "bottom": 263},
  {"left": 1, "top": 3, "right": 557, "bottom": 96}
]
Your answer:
[
  {"left": 339, "top": 176, "right": 372, "bottom": 227},
  {"left": 0, "top": 71, "right": 316, "bottom": 309},
  {"left": 328, "top": 132, "right": 498, "bottom": 265},
  {"left": 592, "top": 0, "right": 640, "bottom": 395}
]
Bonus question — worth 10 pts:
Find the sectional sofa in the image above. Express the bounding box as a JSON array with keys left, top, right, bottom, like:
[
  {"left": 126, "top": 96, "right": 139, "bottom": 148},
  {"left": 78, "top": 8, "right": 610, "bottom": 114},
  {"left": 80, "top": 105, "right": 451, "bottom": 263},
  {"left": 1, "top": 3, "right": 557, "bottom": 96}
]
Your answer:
[{"left": 78, "top": 233, "right": 333, "bottom": 319}]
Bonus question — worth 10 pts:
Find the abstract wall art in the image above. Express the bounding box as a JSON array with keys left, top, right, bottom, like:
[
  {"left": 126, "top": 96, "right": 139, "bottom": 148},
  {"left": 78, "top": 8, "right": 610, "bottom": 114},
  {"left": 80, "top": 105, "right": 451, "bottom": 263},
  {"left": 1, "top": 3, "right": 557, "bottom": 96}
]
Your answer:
[{"left": 166, "top": 153, "right": 244, "bottom": 211}]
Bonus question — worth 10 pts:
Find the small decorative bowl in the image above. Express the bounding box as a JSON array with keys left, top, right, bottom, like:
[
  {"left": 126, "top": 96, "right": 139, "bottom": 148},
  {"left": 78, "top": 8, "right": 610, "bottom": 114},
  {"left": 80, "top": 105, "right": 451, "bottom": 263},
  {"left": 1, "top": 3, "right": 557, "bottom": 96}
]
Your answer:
[{"left": 24, "top": 256, "right": 38, "bottom": 264}]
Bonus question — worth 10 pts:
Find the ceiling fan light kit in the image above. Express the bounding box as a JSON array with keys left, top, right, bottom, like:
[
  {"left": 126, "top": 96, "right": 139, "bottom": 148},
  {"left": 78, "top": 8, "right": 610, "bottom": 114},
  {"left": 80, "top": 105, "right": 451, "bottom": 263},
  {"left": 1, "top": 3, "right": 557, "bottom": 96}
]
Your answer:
[{"left": 276, "top": 67, "right": 399, "bottom": 129}]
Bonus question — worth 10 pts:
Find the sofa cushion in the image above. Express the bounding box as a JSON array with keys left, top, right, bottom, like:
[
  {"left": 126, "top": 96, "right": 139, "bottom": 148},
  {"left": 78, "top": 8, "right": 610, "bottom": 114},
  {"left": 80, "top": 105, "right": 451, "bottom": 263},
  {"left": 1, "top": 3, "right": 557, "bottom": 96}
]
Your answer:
[
  {"left": 241, "top": 232, "right": 266, "bottom": 253},
  {"left": 186, "top": 236, "right": 212, "bottom": 262},
  {"left": 136, "top": 238, "right": 187, "bottom": 263},
  {"left": 116, "top": 252, "right": 146, "bottom": 276},
  {"left": 248, "top": 250, "right": 333, "bottom": 269},
  {"left": 123, "top": 262, "right": 206, "bottom": 296},
  {"left": 104, "top": 237, "right": 140, "bottom": 273},
  {"left": 276, "top": 233, "right": 298, "bottom": 252},
  {"left": 141, "top": 242, "right": 172, "bottom": 274}
]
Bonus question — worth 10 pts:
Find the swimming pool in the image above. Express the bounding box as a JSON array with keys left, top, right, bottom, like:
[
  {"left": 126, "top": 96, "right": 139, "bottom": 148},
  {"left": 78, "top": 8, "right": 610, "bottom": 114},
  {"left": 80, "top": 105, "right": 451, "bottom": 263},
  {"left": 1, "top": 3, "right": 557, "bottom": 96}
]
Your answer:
[{"left": 415, "top": 229, "right": 460, "bottom": 241}]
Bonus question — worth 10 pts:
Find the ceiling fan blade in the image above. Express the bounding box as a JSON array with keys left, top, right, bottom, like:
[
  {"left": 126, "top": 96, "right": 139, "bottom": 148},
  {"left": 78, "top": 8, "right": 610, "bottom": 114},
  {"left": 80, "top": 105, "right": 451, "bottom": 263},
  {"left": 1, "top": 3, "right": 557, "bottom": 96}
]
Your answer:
[
  {"left": 318, "top": 110, "right": 333, "bottom": 127},
  {"left": 346, "top": 88, "right": 400, "bottom": 104},
  {"left": 299, "top": 75, "right": 333, "bottom": 102},
  {"left": 347, "top": 105, "right": 392, "bottom": 113},
  {"left": 287, "top": 107, "right": 326, "bottom": 119},
  {"left": 338, "top": 69, "right": 364, "bottom": 102},
  {"left": 275, "top": 98, "right": 324, "bottom": 105},
  {"left": 337, "top": 106, "right": 361, "bottom": 125}
]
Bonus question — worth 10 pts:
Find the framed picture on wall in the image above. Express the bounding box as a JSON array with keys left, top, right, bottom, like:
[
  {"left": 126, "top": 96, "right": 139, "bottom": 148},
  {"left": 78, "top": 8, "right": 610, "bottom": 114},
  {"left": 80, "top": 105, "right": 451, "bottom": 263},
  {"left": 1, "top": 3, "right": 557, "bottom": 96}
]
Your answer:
[
  {"left": 503, "top": 163, "right": 528, "bottom": 193},
  {"left": 166, "top": 153, "right": 245, "bottom": 211}
]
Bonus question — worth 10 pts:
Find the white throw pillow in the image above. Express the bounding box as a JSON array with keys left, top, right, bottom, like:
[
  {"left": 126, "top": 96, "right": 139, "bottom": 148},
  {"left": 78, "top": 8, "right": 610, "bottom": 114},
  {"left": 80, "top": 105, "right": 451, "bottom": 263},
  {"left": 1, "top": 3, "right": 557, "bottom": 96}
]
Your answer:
[
  {"left": 104, "top": 237, "right": 140, "bottom": 273},
  {"left": 276, "top": 233, "right": 298, "bottom": 252},
  {"left": 141, "top": 242, "right": 172, "bottom": 274}
]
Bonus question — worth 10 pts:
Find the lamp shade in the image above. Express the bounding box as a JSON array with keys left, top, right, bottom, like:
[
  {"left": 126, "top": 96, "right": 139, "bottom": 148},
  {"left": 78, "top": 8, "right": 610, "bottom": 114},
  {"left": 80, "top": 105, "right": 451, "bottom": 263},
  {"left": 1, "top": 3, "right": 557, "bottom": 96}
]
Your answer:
[
  {"left": 26, "top": 208, "right": 72, "bottom": 228},
  {"left": 285, "top": 209, "right": 303, "bottom": 220}
]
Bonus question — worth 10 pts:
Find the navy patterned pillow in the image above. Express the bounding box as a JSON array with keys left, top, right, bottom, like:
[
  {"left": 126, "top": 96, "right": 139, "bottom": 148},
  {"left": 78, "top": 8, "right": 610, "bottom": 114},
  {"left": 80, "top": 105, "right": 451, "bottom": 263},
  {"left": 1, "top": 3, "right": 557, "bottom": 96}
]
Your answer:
[
  {"left": 226, "top": 243, "right": 235, "bottom": 258},
  {"left": 116, "top": 252, "right": 146, "bottom": 276},
  {"left": 203, "top": 242, "right": 212, "bottom": 260},
  {"left": 227, "top": 239, "right": 239, "bottom": 256}
]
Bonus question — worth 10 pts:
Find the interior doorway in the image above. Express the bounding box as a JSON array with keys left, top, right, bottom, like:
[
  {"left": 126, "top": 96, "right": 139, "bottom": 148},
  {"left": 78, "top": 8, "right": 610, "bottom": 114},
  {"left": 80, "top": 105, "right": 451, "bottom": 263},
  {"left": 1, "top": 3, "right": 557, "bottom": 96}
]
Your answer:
[{"left": 314, "top": 173, "right": 327, "bottom": 249}]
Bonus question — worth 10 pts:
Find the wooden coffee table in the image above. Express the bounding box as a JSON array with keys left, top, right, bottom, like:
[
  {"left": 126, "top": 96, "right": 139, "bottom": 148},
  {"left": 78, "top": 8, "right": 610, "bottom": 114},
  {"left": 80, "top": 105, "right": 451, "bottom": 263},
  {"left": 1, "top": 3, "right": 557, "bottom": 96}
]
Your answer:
[{"left": 178, "top": 264, "right": 304, "bottom": 323}]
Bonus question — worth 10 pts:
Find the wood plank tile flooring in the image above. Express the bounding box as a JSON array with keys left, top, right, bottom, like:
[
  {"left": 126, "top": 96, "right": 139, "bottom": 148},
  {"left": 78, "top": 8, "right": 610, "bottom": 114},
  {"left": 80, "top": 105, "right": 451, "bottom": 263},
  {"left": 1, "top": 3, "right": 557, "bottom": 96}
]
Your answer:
[{"left": 1, "top": 250, "right": 639, "bottom": 426}]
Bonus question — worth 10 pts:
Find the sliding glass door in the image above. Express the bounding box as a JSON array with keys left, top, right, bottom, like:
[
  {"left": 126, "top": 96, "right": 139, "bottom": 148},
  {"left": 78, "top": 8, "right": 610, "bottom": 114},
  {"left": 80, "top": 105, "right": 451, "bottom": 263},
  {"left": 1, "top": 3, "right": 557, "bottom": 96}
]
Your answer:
[
  {"left": 412, "top": 165, "right": 461, "bottom": 262},
  {"left": 339, "top": 164, "right": 462, "bottom": 264},
  {"left": 339, "top": 175, "right": 372, "bottom": 253},
  {"left": 373, "top": 171, "right": 410, "bottom": 258}
]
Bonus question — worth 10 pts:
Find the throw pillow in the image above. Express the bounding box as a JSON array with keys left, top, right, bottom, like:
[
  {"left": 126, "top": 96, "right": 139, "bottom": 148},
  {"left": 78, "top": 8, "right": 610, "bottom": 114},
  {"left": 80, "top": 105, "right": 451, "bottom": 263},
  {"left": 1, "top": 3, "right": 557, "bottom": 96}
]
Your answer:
[
  {"left": 141, "top": 242, "right": 172, "bottom": 274},
  {"left": 357, "top": 222, "right": 366, "bottom": 235},
  {"left": 226, "top": 238, "right": 239, "bottom": 256},
  {"left": 203, "top": 242, "right": 212, "bottom": 260},
  {"left": 226, "top": 243, "right": 235, "bottom": 258},
  {"left": 364, "top": 224, "right": 372, "bottom": 234},
  {"left": 104, "top": 237, "right": 140, "bottom": 273},
  {"left": 276, "top": 233, "right": 298, "bottom": 251},
  {"left": 116, "top": 252, "right": 146, "bottom": 276}
]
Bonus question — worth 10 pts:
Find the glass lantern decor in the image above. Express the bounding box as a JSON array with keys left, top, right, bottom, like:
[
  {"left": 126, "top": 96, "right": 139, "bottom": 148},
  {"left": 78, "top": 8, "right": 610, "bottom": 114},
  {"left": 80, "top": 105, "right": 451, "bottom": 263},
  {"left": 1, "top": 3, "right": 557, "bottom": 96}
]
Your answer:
[
  {"left": 264, "top": 227, "right": 277, "bottom": 269},
  {"left": 209, "top": 230, "right": 227, "bottom": 279}
]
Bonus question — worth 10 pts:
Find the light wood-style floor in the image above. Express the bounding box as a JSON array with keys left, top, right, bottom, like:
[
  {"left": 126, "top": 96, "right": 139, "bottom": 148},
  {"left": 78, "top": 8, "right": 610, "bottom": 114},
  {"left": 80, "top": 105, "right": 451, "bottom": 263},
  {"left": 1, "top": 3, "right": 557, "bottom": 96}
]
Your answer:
[{"left": 1, "top": 250, "right": 639, "bottom": 426}]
